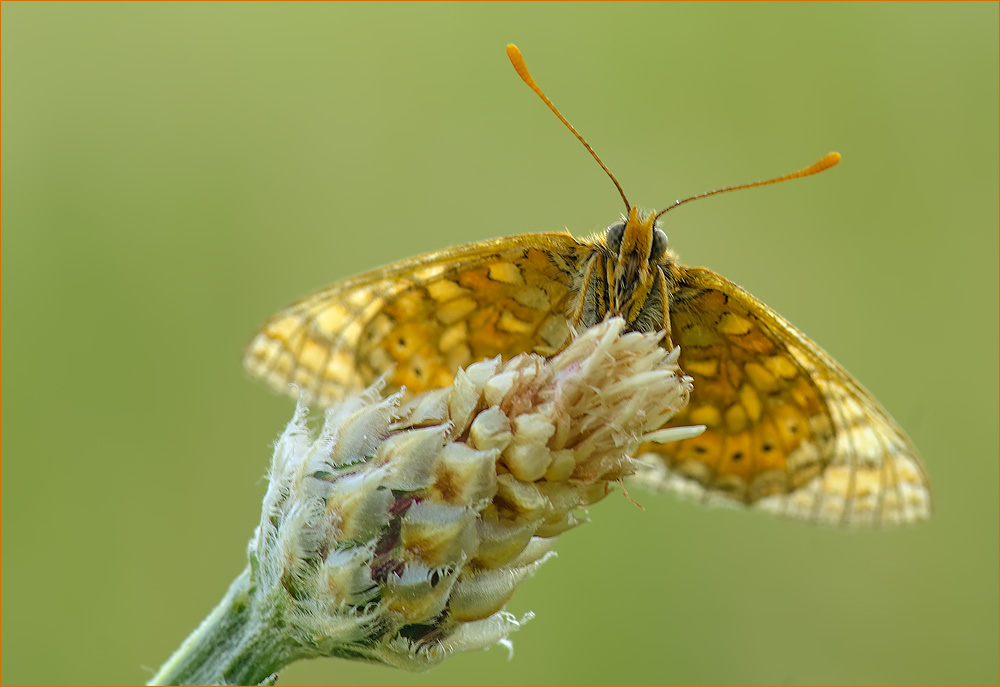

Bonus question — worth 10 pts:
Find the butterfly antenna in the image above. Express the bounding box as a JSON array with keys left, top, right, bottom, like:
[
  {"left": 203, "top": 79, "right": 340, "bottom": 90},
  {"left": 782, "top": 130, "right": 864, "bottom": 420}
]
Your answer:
[
  {"left": 655, "top": 152, "right": 841, "bottom": 220},
  {"left": 507, "top": 44, "right": 631, "bottom": 212}
]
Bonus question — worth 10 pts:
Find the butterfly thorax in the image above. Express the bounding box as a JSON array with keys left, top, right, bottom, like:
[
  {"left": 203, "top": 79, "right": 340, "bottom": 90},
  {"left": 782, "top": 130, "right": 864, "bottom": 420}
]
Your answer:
[{"left": 576, "top": 206, "right": 675, "bottom": 335}]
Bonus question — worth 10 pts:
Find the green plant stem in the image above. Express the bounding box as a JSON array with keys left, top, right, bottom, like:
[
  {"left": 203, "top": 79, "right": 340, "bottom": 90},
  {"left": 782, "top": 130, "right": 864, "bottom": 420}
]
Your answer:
[{"left": 148, "top": 567, "right": 298, "bottom": 686}]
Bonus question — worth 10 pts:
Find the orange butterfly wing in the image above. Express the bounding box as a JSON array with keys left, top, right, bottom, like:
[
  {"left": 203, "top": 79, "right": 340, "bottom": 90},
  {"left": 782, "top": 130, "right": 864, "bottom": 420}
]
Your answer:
[
  {"left": 243, "top": 234, "right": 584, "bottom": 405},
  {"left": 245, "top": 239, "right": 930, "bottom": 527},
  {"left": 632, "top": 267, "right": 932, "bottom": 526}
]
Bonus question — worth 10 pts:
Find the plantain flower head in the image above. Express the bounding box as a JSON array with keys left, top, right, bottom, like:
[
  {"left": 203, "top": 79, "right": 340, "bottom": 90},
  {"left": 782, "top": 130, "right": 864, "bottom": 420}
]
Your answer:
[{"left": 150, "top": 319, "right": 701, "bottom": 684}]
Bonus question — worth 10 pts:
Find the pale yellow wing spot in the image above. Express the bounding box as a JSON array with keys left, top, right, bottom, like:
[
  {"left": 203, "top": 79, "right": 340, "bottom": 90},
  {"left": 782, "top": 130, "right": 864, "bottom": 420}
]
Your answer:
[
  {"left": 487, "top": 261, "right": 525, "bottom": 285},
  {"left": 243, "top": 233, "right": 586, "bottom": 406},
  {"left": 632, "top": 267, "right": 931, "bottom": 527}
]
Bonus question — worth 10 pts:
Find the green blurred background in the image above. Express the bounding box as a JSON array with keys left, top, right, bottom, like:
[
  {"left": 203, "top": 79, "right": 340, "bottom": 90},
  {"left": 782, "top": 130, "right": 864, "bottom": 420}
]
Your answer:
[{"left": 3, "top": 3, "right": 997, "bottom": 685}]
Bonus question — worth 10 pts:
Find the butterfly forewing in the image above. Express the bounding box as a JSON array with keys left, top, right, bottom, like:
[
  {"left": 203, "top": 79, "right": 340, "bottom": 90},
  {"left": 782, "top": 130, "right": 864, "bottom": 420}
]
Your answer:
[
  {"left": 629, "top": 267, "right": 931, "bottom": 526},
  {"left": 243, "top": 233, "right": 585, "bottom": 406}
]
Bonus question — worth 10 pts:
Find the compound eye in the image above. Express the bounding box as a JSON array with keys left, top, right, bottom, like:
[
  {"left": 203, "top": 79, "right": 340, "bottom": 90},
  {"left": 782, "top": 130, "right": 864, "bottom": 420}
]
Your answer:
[
  {"left": 606, "top": 221, "right": 626, "bottom": 254},
  {"left": 650, "top": 229, "right": 669, "bottom": 260}
]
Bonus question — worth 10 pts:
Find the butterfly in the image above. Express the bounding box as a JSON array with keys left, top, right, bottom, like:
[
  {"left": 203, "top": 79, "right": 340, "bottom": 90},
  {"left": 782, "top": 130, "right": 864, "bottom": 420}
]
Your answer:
[{"left": 243, "top": 45, "right": 931, "bottom": 528}]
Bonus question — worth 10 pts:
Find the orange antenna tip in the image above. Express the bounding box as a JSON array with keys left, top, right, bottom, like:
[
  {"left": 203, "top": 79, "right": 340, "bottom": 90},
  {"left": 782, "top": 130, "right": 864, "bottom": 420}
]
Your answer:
[
  {"left": 811, "top": 151, "right": 842, "bottom": 173},
  {"left": 506, "top": 44, "right": 527, "bottom": 76}
]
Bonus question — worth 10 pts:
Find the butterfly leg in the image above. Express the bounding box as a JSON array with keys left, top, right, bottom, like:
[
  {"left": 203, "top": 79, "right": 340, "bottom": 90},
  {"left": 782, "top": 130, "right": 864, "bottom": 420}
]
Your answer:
[
  {"left": 604, "top": 257, "right": 618, "bottom": 315},
  {"left": 657, "top": 267, "right": 674, "bottom": 348},
  {"left": 568, "top": 253, "right": 599, "bottom": 328}
]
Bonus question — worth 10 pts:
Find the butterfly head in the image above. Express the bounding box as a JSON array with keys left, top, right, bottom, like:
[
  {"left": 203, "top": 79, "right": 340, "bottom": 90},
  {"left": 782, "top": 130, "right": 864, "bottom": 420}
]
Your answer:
[{"left": 603, "top": 206, "right": 669, "bottom": 323}]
